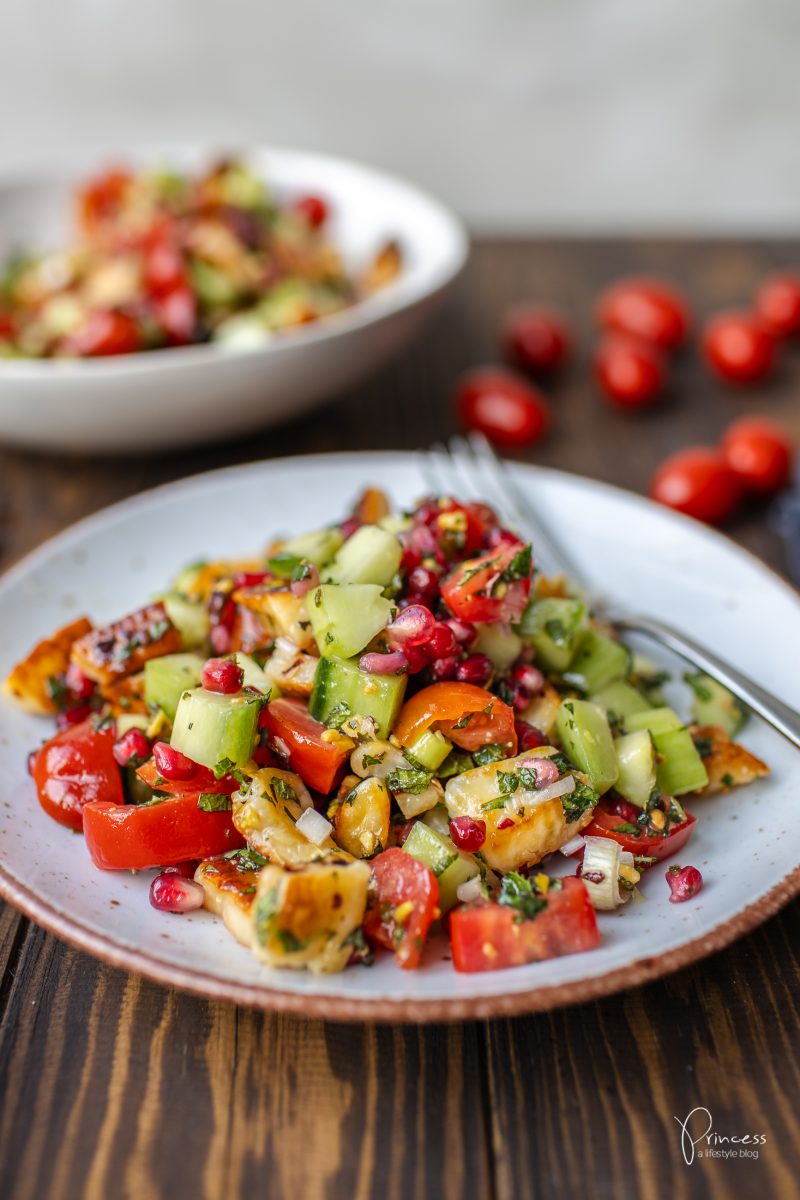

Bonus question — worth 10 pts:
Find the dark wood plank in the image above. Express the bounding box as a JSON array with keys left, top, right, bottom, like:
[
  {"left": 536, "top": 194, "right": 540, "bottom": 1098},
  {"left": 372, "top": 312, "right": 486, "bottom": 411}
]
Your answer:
[{"left": 0, "top": 237, "right": 799, "bottom": 1200}]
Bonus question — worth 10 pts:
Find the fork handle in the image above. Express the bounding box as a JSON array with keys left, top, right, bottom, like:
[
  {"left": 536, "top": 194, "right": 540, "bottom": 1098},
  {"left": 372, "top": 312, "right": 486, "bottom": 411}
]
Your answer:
[{"left": 613, "top": 614, "right": 800, "bottom": 751}]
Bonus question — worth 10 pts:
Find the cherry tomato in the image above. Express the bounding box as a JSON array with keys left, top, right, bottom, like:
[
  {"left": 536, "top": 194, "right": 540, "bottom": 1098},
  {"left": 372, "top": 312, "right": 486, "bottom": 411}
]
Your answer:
[
  {"left": 503, "top": 307, "right": 570, "bottom": 375},
  {"left": 83, "top": 793, "right": 243, "bottom": 870},
  {"left": 449, "top": 878, "right": 599, "bottom": 973},
  {"left": 260, "top": 698, "right": 350, "bottom": 794},
  {"left": 154, "top": 285, "right": 197, "bottom": 346},
  {"left": 68, "top": 310, "right": 141, "bottom": 357},
  {"left": 755, "top": 273, "right": 800, "bottom": 338},
  {"left": 393, "top": 682, "right": 517, "bottom": 753},
  {"left": 144, "top": 239, "right": 187, "bottom": 297},
  {"left": 584, "top": 797, "right": 696, "bottom": 862},
  {"left": 136, "top": 757, "right": 239, "bottom": 797},
  {"left": 455, "top": 367, "right": 550, "bottom": 448},
  {"left": 294, "top": 195, "right": 328, "bottom": 228},
  {"left": 703, "top": 312, "right": 775, "bottom": 383},
  {"left": 31, "top": 719, "right": 124, "bottom": 831},
  {"left": 439, "top": 540, "right": 532, "bottom": 625},
  {"left": 597, "top": 277, "right": 689, "bottom": 350},
  {"left": 594, "top": 335, "right": 666, "bottom": 409},
  {"left": 721, "top": 417, "right": 793, "bottom": 495},
  {"left": 650, "top": 447, "right": 743, "bottom": 525},
  {"left": 363, "top": 848, "right": 440, "bottom": 969}
]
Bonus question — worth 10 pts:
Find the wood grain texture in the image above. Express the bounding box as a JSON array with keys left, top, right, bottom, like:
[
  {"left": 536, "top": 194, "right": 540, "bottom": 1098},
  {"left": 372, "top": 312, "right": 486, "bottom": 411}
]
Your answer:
[{"left": 0, "top": 238, "right": 799, "bottom": 1200}]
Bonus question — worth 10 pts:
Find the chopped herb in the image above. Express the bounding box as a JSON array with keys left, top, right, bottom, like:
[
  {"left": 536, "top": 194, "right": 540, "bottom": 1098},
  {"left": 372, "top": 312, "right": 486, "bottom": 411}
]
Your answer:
[
  {"left": 276, "top": 928, "right": 308, "bottom": 953},
  {"left": 692, "top": 735, "right": 713, "bottom": 758},
  {"left": 472, "top": 744, "right": 506, "bottom": 767},
  {"left": 214, "top": 757, "right": 235, "bottom": 778},
  {"left": 271, "top": 776, "right": 298, "bottom": 805},
  {"left": 613, "top": 822, "right": 641, "bottom": 836},
  {"left": 501, "top": 543, "right": 532, "bottom": 583},
  {"left": 224, "top": 846, "right": 268, "bottom": 871},
  {"left": 458, "top": 555, "right": 498, "bottom": 586},
  {"left": 498, "top": 871, "right": 548, "bottom": 921},
  {"left": 241, "top": 886, "right": 257, "bottom": 895},
  {"left": 343, "top": 926, "right": 374, "bottom": 965},
  {"left": 544, "top": 618, "right": 568, "bottom": 644},
  {"left": 684, "top": 672, "right": 713, "bottom": 702},
  {"left": 324, "top": 632, "right": 335, "bottom": 645},
  {"left": 254, "top": 887, "right": 280, "bottom": 945},
  {"left": 46, "top": 674, "right": 68, "bottom": 706},
  {"left": 198, "top": 792, "right": 232, "bottom": 812},
  {"left": 137, "top": 796, "right": 167, "bottom": 809},
  {"left": 326, "top": 701, "right": 352, "bottom": 730},
  {"left": 562, "top": 780, "right": 598, "bottom": 823},
  {"left": 89, "top": 711, "right": 114, "bottom": 733},
  {"left": 481, "top": 797, "right": 508, "bottom": 812},
  {"left": 496, "top": 770, "right": 520, "bottom": 795},
  {"left": 361, "top": 751, "right": 386, "bottom": 768},
  {"left": 452, "top": 711, "right": 474, "bottom": 730},
  {"left": 385, "top": 766, "right": 433, "bottom": 795},
  {"left": 268, "top": 551, "right": 304, "bottom": 578},
  {"left": 721, "top": 772, "right": 735, "bottom": 788},
  {"left": 436, "top": 749, "right": 475, "bottom": 779}
]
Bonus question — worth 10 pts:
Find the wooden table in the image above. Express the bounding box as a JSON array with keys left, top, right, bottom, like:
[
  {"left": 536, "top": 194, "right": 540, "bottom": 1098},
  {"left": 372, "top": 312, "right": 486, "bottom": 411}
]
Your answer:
[{"left": 0, "top": 240, "right": 798, "bottom": 1200}]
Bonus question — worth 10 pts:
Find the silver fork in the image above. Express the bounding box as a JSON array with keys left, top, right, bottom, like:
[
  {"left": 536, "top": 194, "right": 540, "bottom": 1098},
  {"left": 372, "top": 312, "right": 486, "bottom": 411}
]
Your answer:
[{"left": 421, "top": 432, "right": 800, "bottom": 751}]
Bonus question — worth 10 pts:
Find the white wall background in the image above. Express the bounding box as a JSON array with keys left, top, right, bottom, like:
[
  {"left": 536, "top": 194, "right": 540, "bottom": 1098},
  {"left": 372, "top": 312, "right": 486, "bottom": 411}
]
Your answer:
[{"left": 2, "top": 0, "right": 800, "bottom": 232}]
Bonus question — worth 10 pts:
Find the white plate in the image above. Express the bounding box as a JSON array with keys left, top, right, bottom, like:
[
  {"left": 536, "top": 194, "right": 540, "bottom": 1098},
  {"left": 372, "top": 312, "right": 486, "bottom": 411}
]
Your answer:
[
  {"left": 0, "top": 452, "right": 798, "bottom": 1022},
  {"left": 0, "top": 148, "right": 467, "bottom": 454}
]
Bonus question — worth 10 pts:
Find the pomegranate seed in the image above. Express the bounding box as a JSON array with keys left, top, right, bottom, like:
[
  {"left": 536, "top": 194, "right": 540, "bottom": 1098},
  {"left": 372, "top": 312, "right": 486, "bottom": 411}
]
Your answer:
[
  {"left": 209, "top": 624, "right": 233, "bottom": 654},
  {"left": 403, "top": 645, "right": 430, "bottom": 674},
  {"left": 455, "top": 653, "right": 494, "bottom": 685},
  {"left": 394, "top": 820, "right": 416, "bottom": 847},
  {"left": 65, "top": 661, "right": 95, "bottom": 701},
  {"left": 514, "top": 720, "right": 548, "bottom": 750},
  {"left": 163, "top": 861, "right": 198, "bottom": 878},
  {"left": 427, "top": 622, "right": 458, "bottom": 659},
  {"left": 339, "top": 516, "right": 361, "bottom": 539},
  {"left": 153, "top": 741, "right": 199, "bottom": 781},
  {"left": 511, "top": 663, "right": 545, "bottom": 696},
  {"left": 149, "top": 873, "right": 205, "bottom": 913},
  {"left": 666, "top": 864, "right": 703, "bottom": 903},
  {"left": 449, "top": 816, "right": 486, "bottom": 852},
  {"left": 430, "top": 655, "right": 459, "bottom": 681},
  {"left": 446, "top": 617, "right": 476, "bottom": 646},
  {"left": 400, "top": 544, "right": 422, "bottom": 573},
  {"left": 510, "top": 684, "right": 531, "bottom": 712},
  {"left": 295, "top": 194, "right": 328, "bottom": 227},
  {"left": 407, "top": 565, "right": 439, "bottom": 603},
  {"left": 202, "top": 657, "right": 244, "bottom": 694},
  {"left": 497, "top": 817, "right": 515, "bottom": 830},
  {"left": 359, "top": 649, "right": 408, "bottom": 675},
  {"left": 387, "top": 604, "right": 436, "bottom": 647},
  {"left": 56, "top": 704, "right": 93, "bottom": 729},
  {"left": 113, "top": 727, "right": 151, "bottom": 768},
  {"left": 609, "top": 795, "right": 642, "bottom": 824}
]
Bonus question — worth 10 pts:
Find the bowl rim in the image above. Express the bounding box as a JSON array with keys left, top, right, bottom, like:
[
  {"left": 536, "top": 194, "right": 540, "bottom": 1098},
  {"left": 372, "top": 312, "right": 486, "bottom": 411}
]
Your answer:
[{"left": 0, "top": 143, "right": 469, "bottom": 378}]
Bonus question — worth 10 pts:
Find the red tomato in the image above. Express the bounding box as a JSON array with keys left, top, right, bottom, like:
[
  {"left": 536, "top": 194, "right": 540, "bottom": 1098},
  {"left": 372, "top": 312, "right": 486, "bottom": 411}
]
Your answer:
[
  {"left": 260, "top": 698, "right": 350, "bottom": 794},
  {"left": 721, "top": 417, "right": 793, "bottom": 495},
  {"left": 449, "top": 877, "right": 600, "bottom": 973},
  {"left": 295, "top": 195, "right": 328, "bottom": 228},
  {"left": 455, "top": 367, "right": 551, "bottom": 448},
  {"left": 31, "top": 720, "right": 124, "bottom": 832},
  {"left": 69, "top": 310, "right": 141, "bottom": 357},
  {"left": 597, "top": 277, "right": 689, "bottom": 350},
  {"left": 83, "top": 794, "right": 243, "bottom": 870},
  {"left": 154, "top": 285, "right": 197, "bottom": 345},
  {"left": 650, "top": 447, "right": 743, "bottom": 525},
  {"left": 756, "top": 273, "right": 800, "bottom": 338},
  {"left": 594, "top": 335, "right": 666, "bottom": 409},
  {"left": 393, "top": 682, "right": 517, "bottom": 753},
  {"left": 703, "top": 312, "right": 775, "bottom": 383},
  {"left": 136, "top": 757, "right": 238, "bottom": 796},
  {"left": 584, "top": 798, "right": 696, "bottom": 862},
  {"left": 144, "top": 239, "right": 187, "bottom": 297},
  {"left": 440, "top": 540, "right": 532, "bottom": 625},
  {"left": 504, "top": 307, "right": 570, "bottom": 375},
  {"left": 363, "top": 848, "right": 440, "bottom": 969}
]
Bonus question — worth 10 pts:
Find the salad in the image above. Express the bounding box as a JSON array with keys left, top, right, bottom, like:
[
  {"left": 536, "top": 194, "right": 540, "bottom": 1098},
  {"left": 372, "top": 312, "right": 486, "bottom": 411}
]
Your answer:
[
  {"left": 4, "top": 490, "right": 769, "bottom": 975},
  {"left": 0, "top": 159, "right": 401, "bottom": 359}
]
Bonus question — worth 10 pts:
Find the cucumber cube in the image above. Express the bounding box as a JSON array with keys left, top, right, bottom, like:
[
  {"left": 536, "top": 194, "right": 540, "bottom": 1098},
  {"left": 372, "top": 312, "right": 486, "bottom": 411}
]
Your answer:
[
  {"left": 144, "top": 653, "right": 205, "bottom": 720},
  {"left": 555, "top": 698, "right": 619, "bottom": 794},
  {"left": 471, "top": 622, "right": 523, "bottom": 671},
  {"left": 171, "top": 686, "right": 262, "bottom": 770},
  {"left": 626, "top": 707, "right": 708, "bottom": 795},
  {"left": 626, "top": 707, "right": 684, "bottom": 736},
  {"left": 307, "top": 583, "right": 393, "bottom": 659},
  {"left": 324, "top": 525, "right": 402, "bottom": 587},
  {"left": 613, "top": 730, "right": 657, "bottom": 808},
  {"left": 309, "top": 655, "right": 406, "bottom": 739},
  {"left": 564, "top": 630, "right": 631, "bottom": 694},
  {"left": 517, "top": 598, "right": 586, "bottom": 672},
  {"left": 590, "top": 679, "right": 652, "bottom": 726},
  {"left": 405, "top": 729, "right": 453, "bottom": 771},
  {"left": 402, "top": 822, "right": 480, "bottom": 912},
  {"left": 162, "top": 592, "right": 209, "bottom": 649},
  {"left": 281, "top": 527, "right": 344, "bottom": 568},
  {"left": 684, "top": 672, "right": 747, "bottom": 737},
  {"left": 233, "top": 652, "right": 273, "bottom": 694}
]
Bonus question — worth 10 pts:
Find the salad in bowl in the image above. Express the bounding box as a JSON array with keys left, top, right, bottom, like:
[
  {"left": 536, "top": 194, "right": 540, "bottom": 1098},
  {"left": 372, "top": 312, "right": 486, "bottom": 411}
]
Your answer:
[{"left": 4, "top": 489, "right": 768, "bottom": 976}]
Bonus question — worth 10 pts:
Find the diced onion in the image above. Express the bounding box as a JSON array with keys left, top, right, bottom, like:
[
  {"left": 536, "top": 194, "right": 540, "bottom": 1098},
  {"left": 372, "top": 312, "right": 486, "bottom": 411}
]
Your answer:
[
  {"left": 295, "top": 807, "right": 333, "bottom": 845},
  {"left": 395, "top": 781, "right": 443, "bottom": 820},
  {"left": 579, "top": 836, "right": 631, "bottom": 910},
  {"left": 559, "top": 833, "right": 586, "bottom": 858},
  {"left": 512, "top": 773, "right": 575, "bottom": 814},
  {"left": 456, "top": 876, "right": 484, "bottom": 904}
]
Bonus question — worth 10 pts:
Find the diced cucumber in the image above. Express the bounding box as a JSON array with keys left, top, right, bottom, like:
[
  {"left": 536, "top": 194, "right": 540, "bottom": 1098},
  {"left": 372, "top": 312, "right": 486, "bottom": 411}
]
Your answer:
[
  {"left": 307, "top": 583, "right": 393, "bottom": 659},
  {"left": 116, "top": 713, "right": 150, "bottom": 736},
  {"left": 405, "top": 728, "right": 452, "bottom": 771},
  {"left": 555, "top": 699, "right": 618, "bottom": 793},
  {"left": 564, "top": 630, "right": 631, "bottom": 694},
  {"left": 171, "top": 687, "right": 261, "bottom": 770},
  {"left": 613, "top": 730, "right": 657, "bottom": 808},
  {"left": 684, "top": 672, "right": 747, "bottom": 737},
  {"left": 144, "top": 653, "right": 205, "bottom": 721},
  {"left": 162, "top": 592, "right": 209, "bottom": 649},
  {"left": 309, "top": 655, "right": 407, "bottom": 739},
  {"left": 627, "top": 707, "right": 684, "bottom": 736},
  {"left": 281, "top": 527, "right": 344, "bottom": 568},
  {"left": 438, "top": 854, "right": 482, "bottom": 912},
  {"left": 471, "top": 622, "right": 523, "bottom": 671},
  {"left": 626, "top": 707, "right": 709, "bottom": 795},
  {"left": 517, "top": 597, "right": 587, "bottom": 672},
  {"left": 402, "top": 822, "right": 457, "bottom": 876},
  {"left": 590, "top": 679, "right": 652, "bottom": 727},
  {"left": 422, "top": 804, "right": 451, "bottom": 837},
  {"left": 324, "top": 525, "right": 402, "bottom": 587},
  {"left": 233, "top": 652, "right": 273, "bottom": 694}
]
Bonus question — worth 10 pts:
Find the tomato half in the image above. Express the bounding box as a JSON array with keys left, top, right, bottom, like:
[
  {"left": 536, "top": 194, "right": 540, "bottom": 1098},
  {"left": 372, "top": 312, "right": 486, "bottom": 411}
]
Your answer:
[
  {"left": 260, "top": 698, "right": 350, "bottom": 794},
  {"left": 363, "top": 847, "right": 440, "bottom": 969},
  {"left": 31, "top": 720, "right": 124, "bottom": 831},
  {"left": 649, "top": 447, "right": 743, "bottom": 525},
  {"left": 450, "top": 877, "right": 600, "bottom": 973},
  {"left": 393, "top": 682, "right": 517, "bottom": 753},
  {"left": 440, "top": 540, "right": 531, "bottom": 625},
  {"left": 83, "top": 793, "right": 243, "bottom": 870},
  {"left": 584, "top": 797, "right": 696, "bottom": 862}
]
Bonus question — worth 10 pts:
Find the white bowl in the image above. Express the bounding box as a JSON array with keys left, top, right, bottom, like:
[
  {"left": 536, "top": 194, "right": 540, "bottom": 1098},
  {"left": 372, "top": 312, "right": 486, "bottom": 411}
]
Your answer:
[{"left": 0, "top": 147, "right": 467, "bottom": 454}]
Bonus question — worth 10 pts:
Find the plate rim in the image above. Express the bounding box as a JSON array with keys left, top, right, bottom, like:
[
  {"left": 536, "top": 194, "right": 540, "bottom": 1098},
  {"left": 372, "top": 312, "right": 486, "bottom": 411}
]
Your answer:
[{"left": 0, "top": 449, "right": 798, "bottom": 1022}]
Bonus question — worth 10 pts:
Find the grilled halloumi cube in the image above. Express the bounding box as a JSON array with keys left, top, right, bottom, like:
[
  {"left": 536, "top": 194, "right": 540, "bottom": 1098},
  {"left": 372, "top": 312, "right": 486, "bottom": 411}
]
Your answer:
[
  {"left": 71, "top": 602, "right": 181, "bottom": 685},
  {"left": 263, "top": 637, "right": 318, "bottom": 696},
  {"left": 330, "top": 776, "right": 391, "bottom": 858},
  {"left": 233, "top": 587, "right": 316, "bottom": 652},
  {"left": 100, "top": 670, "right": 148, "bottom": 717},
  {"left": 251, "top": 858, "right": 370, "bottom": 973},
  {"left": 3, "top": 615, "right": 92, "bottom": 713},
  {"left": 233, "top": 767, "right": 337, "bottom": 865},
  {"left": 690, "top": 723, "right": 769, "bottom": 795},
  {"left": 195, "top": 851, "right": 264, "bottom": 947},
  {"left": 445, "top": 750, "right": 596, "bottom": 874}
]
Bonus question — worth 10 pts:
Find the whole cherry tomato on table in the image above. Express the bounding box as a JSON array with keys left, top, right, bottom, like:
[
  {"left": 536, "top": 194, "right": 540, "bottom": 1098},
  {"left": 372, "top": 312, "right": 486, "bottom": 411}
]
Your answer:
[
  {"left": 650, "top": 447, "right": 743, "bottom": 525},
  {"left": 721, "top": 417, "right": 793, "bottom": 495},
  {"left": 755, "top": 273, "right": 800, "bottom": 338},
  {"left": 594, "top": 334, "right": 666, "bottom": 409},
  {"left": 702, "top": 312, "right": 775, "bottom": 383},
  {"left": 455, "top": 367, "right": 551, "bottom": 448},
  {"left": 597, "top": 277, "right": 690, "bottom": 350},
  {"left": 503, "top": 307, "right": 571, "bottom": 375}
]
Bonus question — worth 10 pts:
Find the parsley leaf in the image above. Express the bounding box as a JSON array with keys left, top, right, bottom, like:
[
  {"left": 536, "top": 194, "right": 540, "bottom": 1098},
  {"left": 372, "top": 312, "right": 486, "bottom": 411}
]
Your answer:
[
  {"left": 496, "top": 771, "right": 520, "bottom": 795},
  {"left": 270, "top": 776, "right": 298, "bottom": 805},
  {"left": 562, "top": 780, "right": 598, "bottom": 823},
  {"left": 326, "top": 701, "right": 352, "bottom": 730},
  {"left": 224, "top": 846, "right": 268, "bottom": 871},
  {"left": 214, "top": 757, "right": 235, "bottom": 778},
  {"left": 498, "top": 872, "right": 548, "bottom": 921},
  {"left": 501, "top": 544, "right": 532, "bottom": 583},
  {"left": 198, "top": 792, "right": 232, "bottom": 812},
  {"left": 472, "top": 744, "right": 506, "bottom": 767},
  {"left": 385, "top": 766, "right": 433, "bottom": 794}
]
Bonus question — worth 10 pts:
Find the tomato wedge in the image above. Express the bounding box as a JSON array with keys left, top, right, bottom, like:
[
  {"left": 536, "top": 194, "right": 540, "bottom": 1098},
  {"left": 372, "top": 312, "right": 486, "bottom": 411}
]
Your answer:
[
  {"left": 363, "top": 847, "right": 440, "bottom": 969},
  {"left": 440, "top": 540, "right": 531, "bottom": 624},
  {"left": 31, "top": 719, "right": 124, "bottom": 831},
  {"left": 83, "top": 794, "right": 243, "bottom": 870},
  {"left": 584, "top": 796, "right": 696, "bottom": 862},
  {"left": 260, "top": 698, "right": 349, "bottom": 794},
  {"left": 393, "top": 682, "right": 517, "bottom": 753},
  {"left": 450, "top": 877, "right": 599, "bottom": 973}
]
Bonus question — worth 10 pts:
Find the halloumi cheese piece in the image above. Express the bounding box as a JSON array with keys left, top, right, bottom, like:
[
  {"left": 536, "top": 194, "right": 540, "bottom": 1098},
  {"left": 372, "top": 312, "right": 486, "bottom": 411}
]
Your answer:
[
  {"left": 195, "top": 851, "right": 263, "bottom": 947},
  {"left": 71, "top": 601, "right": 181, "bottom": 685},
  {"left": 233, "top": 767, "right": 338, "bottom": 866},
  {"left": 690, "top": 723, "right": 769, "bottom": 795},
  {"left": 3, "top": 615, "right": 93, "bottom": 714}
]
